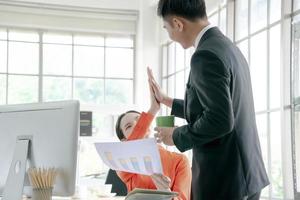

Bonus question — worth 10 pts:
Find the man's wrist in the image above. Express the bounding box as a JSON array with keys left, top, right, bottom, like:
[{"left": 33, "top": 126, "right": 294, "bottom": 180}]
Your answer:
[{"left": 162, "top": 96, "right": 174, "bottom": 108}]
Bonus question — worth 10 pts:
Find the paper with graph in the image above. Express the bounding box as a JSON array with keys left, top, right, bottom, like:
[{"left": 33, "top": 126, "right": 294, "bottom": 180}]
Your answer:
[{"left": 94, "top": 138, "right": 163, "bottom": 175}]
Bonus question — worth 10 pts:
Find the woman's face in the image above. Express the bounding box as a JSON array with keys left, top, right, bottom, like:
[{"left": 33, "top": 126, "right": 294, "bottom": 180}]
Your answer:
[{"left": 120, "top": 112, "right": 150, "bottom": 140}]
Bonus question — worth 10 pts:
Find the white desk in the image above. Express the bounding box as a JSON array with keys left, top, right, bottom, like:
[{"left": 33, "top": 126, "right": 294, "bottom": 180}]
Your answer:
[
  {"left": 52, "top": 197, "right": 125, "bottom": 200},
  {"left": 0, "top": 196, "right": 125, "bottom": 200}
]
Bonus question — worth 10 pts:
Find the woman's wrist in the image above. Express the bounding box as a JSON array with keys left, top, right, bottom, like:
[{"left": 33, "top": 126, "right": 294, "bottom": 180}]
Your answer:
[{"left": 148, "top": 107, "right": 159, "bottom": 116}]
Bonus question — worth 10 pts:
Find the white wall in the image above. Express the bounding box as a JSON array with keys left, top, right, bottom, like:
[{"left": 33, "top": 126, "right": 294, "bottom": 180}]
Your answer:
[{"left": 135, "top": 0, "right": 161, "bottom": 110}]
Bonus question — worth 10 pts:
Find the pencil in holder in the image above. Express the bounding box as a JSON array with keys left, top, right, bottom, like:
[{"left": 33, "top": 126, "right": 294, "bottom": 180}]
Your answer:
[{"left": 28, "top": 167, "right": 58, "bottom": 200}]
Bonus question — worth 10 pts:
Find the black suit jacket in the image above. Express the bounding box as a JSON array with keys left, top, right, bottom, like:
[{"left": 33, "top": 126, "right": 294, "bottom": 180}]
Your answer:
[{"left": 171, "top": 27, "right": 269, "bottom": 200}]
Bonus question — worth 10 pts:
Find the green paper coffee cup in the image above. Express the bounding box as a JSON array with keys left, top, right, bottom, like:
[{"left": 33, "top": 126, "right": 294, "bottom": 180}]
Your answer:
[{"left": 156, "top": 115, "right": 175, "bottom": 127}]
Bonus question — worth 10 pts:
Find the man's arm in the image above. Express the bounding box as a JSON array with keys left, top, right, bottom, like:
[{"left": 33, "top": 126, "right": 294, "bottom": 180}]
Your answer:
[
  {"left": 171, "top": 99, "right": 185, "bottom": 119},
  {"left": 173, "top": 50, "right": 234, "bottom": 152}
]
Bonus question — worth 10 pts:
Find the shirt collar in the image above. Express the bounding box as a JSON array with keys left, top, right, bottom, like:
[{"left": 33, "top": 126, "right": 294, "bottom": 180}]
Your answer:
[{"left": 193, "top": 24, "right": 215, "bottom": 48}]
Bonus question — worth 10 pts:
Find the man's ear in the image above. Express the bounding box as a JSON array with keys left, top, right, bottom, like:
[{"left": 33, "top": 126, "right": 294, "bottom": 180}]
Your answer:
[{"left": 172, "top": 17, "right": 184, "bottom": 32}]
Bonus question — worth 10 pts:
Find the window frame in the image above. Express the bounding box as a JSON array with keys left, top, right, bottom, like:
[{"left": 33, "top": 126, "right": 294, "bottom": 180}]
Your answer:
[{"left": 291, "top": 17, "right": 300, "bottom": 200}]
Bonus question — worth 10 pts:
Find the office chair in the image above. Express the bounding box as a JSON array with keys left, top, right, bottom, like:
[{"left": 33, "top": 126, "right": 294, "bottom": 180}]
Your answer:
[{"left": 105, "top": 169, "right": 127, "bottom": 196}]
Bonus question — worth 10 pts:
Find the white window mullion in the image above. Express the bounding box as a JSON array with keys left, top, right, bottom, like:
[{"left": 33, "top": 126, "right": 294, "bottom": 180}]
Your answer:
[
  {"left": 38, "top": 31, "right": 43, "bottom": 102},
  {"left": 5, "top": 28, "right": 8, "bottom": 104}
]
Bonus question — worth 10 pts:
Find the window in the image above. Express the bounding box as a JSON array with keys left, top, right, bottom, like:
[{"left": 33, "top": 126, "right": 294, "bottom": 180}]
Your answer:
[
  {"left": 2, "top": 30, "right": 40, "bottom": 104},
  {"left": 161, "top": 42, "right": 192, "bottom": 155},
  {"left": 105, "top": 40, "right": 134, "bottom": 79},
  {"left": 294, "top": 0, "right": 300, "bottom": 12},
  {"left": 294, "top": 110, "right": 300, "bottom": 194},
  {"left": 43, "top": 77, "right": 72, "bottom": 101},
  {"left": 43, "top": 43, "right": 72, "bottom": 76},
  {"left": 162, "top": 42, "right": 190, "bottom": 116},
  {"left": 235, "top": 0, "right": 248, "bottom": 40},
  {"left": 0, "top": 29, "right": 134, "bottom": 105},
  {"left": 0, "top": 28, "right": 135, "bottom": 187},
  {"left": 237, "top": 39, "right": 249, "bottom": 62},
  {"left": 0, "top": 74, "right": 6, "bottom": 104},
  {"left": 269, "top": 25, "right": 281, "bottom": 109},
  {"left": 105, "top": 79, "right": 133, "bottom": 104},
  {"left": 8, "top": 75, "right": 39, "bottom": 104},
  {"left": 73, "top": 78, "right": 104, "bottom": 104},
  {"left": 235, "top": 0, "right": 287, "bottom": 198},
  {"left": 208, "top": 3, "right": 228, "bottom": 35},
  {"left": 250, "top": 31, "right": 268, "bottom": 112},
  {"left": 220, "top": 8, "right": 227, "bottom": 34},
  {"left": 209, "top": 13, "right": 219, "bottom": 27},
  {"left": 270, "top": 0, "right": 281, "bottom": 24},
  {"left": 270, "top": 112, "right": 283, "bottom": 197},
  {"left": 251, "top": 0, "right": 267, "bottom": 33}
]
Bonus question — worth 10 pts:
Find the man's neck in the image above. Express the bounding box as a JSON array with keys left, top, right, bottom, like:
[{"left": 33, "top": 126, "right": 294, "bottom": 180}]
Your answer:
[
  {"left": 186, "top": 19, "right": 210, "bottom": 47},
  {"left": 193, "top": 20, "right": 210, "bottom": 40}
]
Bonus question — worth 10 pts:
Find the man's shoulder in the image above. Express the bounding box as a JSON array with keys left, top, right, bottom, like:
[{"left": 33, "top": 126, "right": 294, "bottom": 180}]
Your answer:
[
  {"left": 192, "top": 35, "right": 236, "bottom": 67},
  {"left": 197, "top": 32, "right": 234, "bottom": 54},
  {"left": 191, "top": 48, "right": 222, "bottom": 65}
]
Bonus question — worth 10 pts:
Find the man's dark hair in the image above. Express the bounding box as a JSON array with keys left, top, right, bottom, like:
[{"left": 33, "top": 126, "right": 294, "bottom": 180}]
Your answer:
[
  {"left": 115, "top": 110, "right": 141, "bottom": 140},
  {"left": 157, "top": 0, "right": 207, "bottom": 21}
]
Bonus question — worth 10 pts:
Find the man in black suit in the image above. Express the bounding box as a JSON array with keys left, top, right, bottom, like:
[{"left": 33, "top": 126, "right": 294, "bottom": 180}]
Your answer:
[{"left": 147, "top": 0, "right": 269, "bottom": 199}]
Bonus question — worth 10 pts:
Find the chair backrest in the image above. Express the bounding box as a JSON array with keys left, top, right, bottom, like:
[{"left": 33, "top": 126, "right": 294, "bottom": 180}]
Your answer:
[{"left": 105, "top": 169, "right": 127, "bottom": 196}]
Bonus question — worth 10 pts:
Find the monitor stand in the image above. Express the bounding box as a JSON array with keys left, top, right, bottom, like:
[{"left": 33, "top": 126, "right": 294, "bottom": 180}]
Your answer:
[{"left": 2, "top": 136, "right": 31, "bottom": 200}]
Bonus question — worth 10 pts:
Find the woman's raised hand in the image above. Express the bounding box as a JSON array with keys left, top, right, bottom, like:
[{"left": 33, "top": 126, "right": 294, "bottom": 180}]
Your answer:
[
  {"left": 148, "top": 71, "right": 160, "bottom": 115},
  {"left": 147, "top": 67, "right": 173, "bottom": 108}
]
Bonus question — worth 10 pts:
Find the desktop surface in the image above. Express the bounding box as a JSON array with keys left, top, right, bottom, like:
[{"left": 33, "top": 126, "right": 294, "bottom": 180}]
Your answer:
[
  {"left": 53, "top": 197, "right": 124, "bottom": 200},
  {"left": 1, "top": 197, "right": 125, "bottom": 200}
]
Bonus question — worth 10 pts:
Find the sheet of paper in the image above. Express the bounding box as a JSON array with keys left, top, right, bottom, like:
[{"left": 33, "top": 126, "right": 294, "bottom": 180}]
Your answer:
[{"left": 94, "top": 138, "right": 163, "bottom": 175}]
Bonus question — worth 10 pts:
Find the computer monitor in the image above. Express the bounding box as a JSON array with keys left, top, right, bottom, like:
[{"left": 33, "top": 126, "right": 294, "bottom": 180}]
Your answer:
[{"left": 0, "top": 100, "right": 79, "bottom": 199}]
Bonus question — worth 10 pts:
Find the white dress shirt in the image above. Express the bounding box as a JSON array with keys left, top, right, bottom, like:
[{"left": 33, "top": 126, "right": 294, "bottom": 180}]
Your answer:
[{"left": 193, "top": 24, "right": 215, "bottom": 48}]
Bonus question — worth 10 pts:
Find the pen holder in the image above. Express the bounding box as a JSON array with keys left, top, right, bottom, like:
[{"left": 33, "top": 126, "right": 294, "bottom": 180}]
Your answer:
[
  {"left": 28, "top": 167, "right": 58, "bottom": 200},
  {"left": 32, "top": 187, "right": 53, "bottom": 200}
]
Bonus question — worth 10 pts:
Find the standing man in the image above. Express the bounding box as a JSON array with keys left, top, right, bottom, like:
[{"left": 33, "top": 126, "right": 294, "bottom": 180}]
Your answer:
[{"left": 148, "top": 0, "right": 269, "bottom": 199}]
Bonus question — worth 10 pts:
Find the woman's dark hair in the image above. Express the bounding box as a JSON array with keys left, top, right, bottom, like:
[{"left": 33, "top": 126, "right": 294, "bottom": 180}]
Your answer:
[
  {"left": 115, "top": 110, "right": 141, "bottom": 141},
  {"left": 157, "top": 0, "right": 207, "bottom": 21}
]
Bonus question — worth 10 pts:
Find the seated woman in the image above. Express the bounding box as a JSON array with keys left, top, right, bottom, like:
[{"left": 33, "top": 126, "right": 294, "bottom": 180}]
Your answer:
[{"left": 115, "top": 79, "right": 192, "bottom": 200}]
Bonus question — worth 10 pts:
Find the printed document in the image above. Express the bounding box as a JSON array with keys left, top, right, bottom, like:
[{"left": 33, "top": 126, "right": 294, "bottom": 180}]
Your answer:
[{"left": 95, "top": 138, "right": 163, "bottom": 175}]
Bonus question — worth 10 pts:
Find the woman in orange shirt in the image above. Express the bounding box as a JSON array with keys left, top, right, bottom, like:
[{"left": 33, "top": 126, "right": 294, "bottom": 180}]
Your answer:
[{"left": 114, "top": 78, "right": 192, "bottom": 200}]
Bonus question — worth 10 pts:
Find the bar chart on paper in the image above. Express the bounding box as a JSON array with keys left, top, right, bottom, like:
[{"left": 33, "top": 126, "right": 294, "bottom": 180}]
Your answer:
[{"left": 95, "top": 138, "right": 162, "bottom": 175}]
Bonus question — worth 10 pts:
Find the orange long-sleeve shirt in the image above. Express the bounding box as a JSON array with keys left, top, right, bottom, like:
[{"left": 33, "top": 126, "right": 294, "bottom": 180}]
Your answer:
[{"left": 117, "top": 112, "right": 191, "bottom": 200}]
